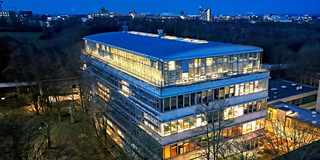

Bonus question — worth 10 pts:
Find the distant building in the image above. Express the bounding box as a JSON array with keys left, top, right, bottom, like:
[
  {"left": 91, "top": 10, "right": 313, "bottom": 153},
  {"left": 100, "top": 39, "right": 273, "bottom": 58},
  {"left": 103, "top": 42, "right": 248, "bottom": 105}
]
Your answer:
[
  {"left": 0, "top": 11, "right": 9, "bottom": 19},
  {"left": 198, "top": 8, "right": 211, "bottom": 21},
  {"left": 19, "top": 11, "right": 32, "bottom": 20},
  {"left": 263, "top": 14, "right": 292, "bottom": 23},
  {"left": 268, "top": 103, "right": 320, "bottom": 128},
  {"left": 268, "top": 79, "right": 318, "bottom": 110}
]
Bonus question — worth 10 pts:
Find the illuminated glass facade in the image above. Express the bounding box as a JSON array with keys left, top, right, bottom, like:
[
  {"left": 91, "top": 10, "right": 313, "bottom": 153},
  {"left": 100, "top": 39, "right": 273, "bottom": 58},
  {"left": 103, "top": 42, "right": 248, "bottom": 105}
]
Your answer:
[
  {"left": 85, "top": 40, "right": 265, "bottom": 87},
  {"left": 162, "top": 118, "right": 265, "bottom": 159},
  {"left": 86, "top": 40, "right": 163, "bottom": 86},
  {"left": 164, "top": 52, "right": 263, "bottom": 85}
]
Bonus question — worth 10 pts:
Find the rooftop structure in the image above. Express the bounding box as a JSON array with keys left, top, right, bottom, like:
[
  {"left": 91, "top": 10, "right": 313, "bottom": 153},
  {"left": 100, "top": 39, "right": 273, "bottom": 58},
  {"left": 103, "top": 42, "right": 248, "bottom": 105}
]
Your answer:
[
  {"left": 83, "top": 31, "right": 262, "bottom": 62},
  {"left": 84, "top": 31, "right": 265, "bottom": 88},
  {"left": 268, "top": 79, "right": 318, "bottom": 110},
  {"left": 271, "top": 103, "right": 320, "bottom": 127},
  {"left": 198, "top": 8, "right": 211, "bottom": 21}
]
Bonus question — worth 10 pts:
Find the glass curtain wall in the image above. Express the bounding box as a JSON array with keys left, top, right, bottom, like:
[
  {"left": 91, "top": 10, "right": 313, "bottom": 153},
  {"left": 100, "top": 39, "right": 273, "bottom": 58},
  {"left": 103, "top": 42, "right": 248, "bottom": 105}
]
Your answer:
[
  {"left": 153, "top": 99, "right": 267, "bottom": 137},
  {"left": 163, "top": 52, "right": 262, "bottom": 85},
  {"left": 85, "top": 41, "right": 163, "bottom": 86},
  {"left": 162, "top": 79, "right": 268, "bottom": 111}
]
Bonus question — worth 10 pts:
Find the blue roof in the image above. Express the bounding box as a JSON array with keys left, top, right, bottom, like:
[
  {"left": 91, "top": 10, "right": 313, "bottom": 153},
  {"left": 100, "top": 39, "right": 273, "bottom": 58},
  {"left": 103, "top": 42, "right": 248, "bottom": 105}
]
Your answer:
[
  {"left": 83, "top": 32, "right": 262, "bottom": 61},
  {"left": 273, "top": 103, "right": 320, "bottom": 127},
  {"left": 268, "top": 79, "right": 317, "bottom": 102}
]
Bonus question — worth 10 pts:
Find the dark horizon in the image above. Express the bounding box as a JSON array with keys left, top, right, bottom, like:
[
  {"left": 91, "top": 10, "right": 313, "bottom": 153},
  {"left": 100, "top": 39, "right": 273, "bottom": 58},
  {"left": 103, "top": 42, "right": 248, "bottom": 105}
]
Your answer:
[{"left": 3, "top": 0, "right": 320, "bottom": 15}]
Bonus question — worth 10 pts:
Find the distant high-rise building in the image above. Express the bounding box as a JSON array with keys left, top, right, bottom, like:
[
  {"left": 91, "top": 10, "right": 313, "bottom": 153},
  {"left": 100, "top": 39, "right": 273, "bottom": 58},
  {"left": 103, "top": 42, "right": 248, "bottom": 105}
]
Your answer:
[
  {"left": 198, "top": 8, "right": 211, "bottom": 21},
  {"left": 0, "top": 11, "right": 9, "bottom": 19},
  {"left": 19, "top": 11, "right": 32, "bottom": 20}
]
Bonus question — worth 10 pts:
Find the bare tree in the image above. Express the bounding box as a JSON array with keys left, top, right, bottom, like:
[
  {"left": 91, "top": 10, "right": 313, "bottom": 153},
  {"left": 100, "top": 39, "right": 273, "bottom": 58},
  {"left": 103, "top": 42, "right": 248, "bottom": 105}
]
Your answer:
[
  {"left": 194, "top": 99, "right": 237, "bottom": 160},
  {"left": 261, "top": 117, "right": 320, "bottom": 158}
]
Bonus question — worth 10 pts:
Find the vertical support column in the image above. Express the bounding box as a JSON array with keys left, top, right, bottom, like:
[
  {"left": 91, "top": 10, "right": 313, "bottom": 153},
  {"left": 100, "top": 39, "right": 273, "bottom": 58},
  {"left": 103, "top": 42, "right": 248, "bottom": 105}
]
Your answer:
[{"left": 316, "top": 80, "right": 320, "bottom": 113}]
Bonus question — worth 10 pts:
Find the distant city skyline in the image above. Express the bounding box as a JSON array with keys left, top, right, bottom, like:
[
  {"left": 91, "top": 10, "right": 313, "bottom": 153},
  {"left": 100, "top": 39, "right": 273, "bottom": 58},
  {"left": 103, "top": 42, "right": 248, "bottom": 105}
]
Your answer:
[{"left": 3, "top": 0, "right": 320, "bottom": 15}]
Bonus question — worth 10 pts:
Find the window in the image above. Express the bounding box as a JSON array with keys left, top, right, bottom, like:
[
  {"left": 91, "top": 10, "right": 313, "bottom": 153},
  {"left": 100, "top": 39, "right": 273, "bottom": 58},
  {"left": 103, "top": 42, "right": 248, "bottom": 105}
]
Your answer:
[
  {"left": 175, "top": 61, "right": 182, "bottom": 69},
  {"left": 248, "top": 102, "right": 253, "bottom": 113},
  {"left": 250, "top": 82, "right": 254, "bottom": 93},
  {"left": 194, "top": 59, "right": 199, "bottom": 67},
  {"left": 233, "top": 63, "right": 238, "bottom": 74},
  {"left": 262, "top": 99, "right": 266, "bottom": 109},
  {"left": 178, "top": 143, "right": 184, "bottom": 155},
  {"left": 169, "top": 61, "right": 175, "bottom": 71},
  {"left": 164, "top": 146, "right": 171, "bottom": 159},
  {"left": 208, "top": 90, "right": 213, "bottom": 102},
  {"left": 245, "top": 83, "right": 250, "bottom": 94},
  {"left": 218, "top": 64, "right": 222, "bottom": 73},
  {"left": 240, "top": 83, "right": 244, "bottom": 95},
  {"left": 225, "top": 86, "right": 229, "bottom": 98},
  {"left": 267, "top": 107, "right": 277, "bottom": 122},
  {"left": 235, "top": 84, "right": 239, "bottom": 96},
  {"left": 224, "top": 107, "right": 232, "bottom": 119},
  {"left": 243, "top": 120, "right": 261, "bottom": 134},
  {"left": 214, "top": 88, "right": 219, "bottom": 99},
  {"left": 164, "top": 122, "right": 171, "bottom": 136},
  {"left": 212, "top": 65, "right": 217, "bottom": 73},
  {"left": 257, "top": 101, "right": 261, "bottom": 111},
  {"left": 184, "top": 142, "right": 190, "bottom": 153},
  {"left": 183, "top": 118, "right": 189, "bottom": 130},
  {"left": 223, "top": 63, "right": 228, "bottom": 72},
  {"left": 190, "top": 117, "right": 196, "bottom": 129},
  {"left": 200, "top": 58, "right": 206, "bottom": 66},
  {"left": 254, "top": 81, "right": 259, "bottom": 92},
  {"left": 253, "top": 101, "right": 257, "bottom": 112},
  {"left": 223, "top": 56, "right": 227, "bottom": 63},
  {"left": 178, "top": 120, "right": 183, "bottom": 132},
  {"left": 219, "top": 88, "right": 224, "bottom": 99},
  {"left": 230, "top": 85, "right": 234, "bottom": 97},
  {"left": 200, "top": 67, "right": 206, "bottom": 76},
  {"left": 164, "top": 98, "right": 170, "bottom": 111},
  {"left": 184, "top": 94, "right": 190, "bottom": 107},
  {"left": 171, "top": 97, "right": 177, "bottom": 110},
  {"left": 171, "top": 144, "right": 177, "bottom": 157},
  {"left": 243, "top": 122, "right": 252, "bottom": 134},
  {"left": 244, "top": 103, "right": 248, "bottom": 114},
  {"left": 238, "top": 105, "right": 244, "bottom": 116},
  {"left": 202, "top": 91, "right": 207, "bottom": 103},
  {"left": 171, "top": 121, "right": 177, "bottom": 134},
  {"left": 213, "top": 57, "right": 217, "bottom": 64},
  {"left": 206, "top": 58, "right": 212, "bottom": 66},
  {"left": 191, "top": 93, "right": 196, "bottom": 105},
  {"left": 178, "top": 95, "right": 183, "bottom": 108},
  {"left": 234, "top": 106, "right": 239, "bottom": 117},
  {"left": 218, "top": 56, "right": 223, "bottom": 63},
  {"left": 196, "top": 116, "right": 201, "bottom": 127},
  {"left": 189, "top": 68, "right": 194, "bottom": 79},
  {"left": 197, "top": 92, "right": 202, "bottom": 104},
  {"left": 255, "top": 120, "right": 261, "bottom": 130}
]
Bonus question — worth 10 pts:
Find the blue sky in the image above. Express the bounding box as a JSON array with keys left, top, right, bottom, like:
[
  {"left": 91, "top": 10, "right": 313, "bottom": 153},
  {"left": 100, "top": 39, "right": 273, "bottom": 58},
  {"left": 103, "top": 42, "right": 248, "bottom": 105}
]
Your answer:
[{"left": 3, "top": 0, "right": 320, "bottom": 15}]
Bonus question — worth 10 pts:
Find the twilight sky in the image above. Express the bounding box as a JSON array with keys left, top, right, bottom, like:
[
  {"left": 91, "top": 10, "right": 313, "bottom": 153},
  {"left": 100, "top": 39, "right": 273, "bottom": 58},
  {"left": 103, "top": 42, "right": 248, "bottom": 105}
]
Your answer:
[{"left": 3, "top": 0, "right": 320, "bottom": 15}]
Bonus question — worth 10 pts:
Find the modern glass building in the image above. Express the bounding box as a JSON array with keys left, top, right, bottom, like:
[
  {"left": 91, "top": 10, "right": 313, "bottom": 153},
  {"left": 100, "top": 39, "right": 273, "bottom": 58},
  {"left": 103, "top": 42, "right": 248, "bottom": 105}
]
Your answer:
[{"left": 82, "top": 30, "right": 269, "bottom": 159}]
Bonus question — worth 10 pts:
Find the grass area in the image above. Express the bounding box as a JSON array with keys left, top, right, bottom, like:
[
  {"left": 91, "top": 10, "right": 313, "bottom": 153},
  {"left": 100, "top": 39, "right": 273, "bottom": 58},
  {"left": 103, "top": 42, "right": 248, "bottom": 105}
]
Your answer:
[{"left": 0, "top": 31, "right": 44, "bottom": 46}]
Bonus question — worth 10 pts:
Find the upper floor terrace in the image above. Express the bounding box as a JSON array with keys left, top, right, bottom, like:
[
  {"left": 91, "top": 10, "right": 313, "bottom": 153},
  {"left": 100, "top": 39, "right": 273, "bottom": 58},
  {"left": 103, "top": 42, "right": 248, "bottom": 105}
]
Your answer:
[{"left": 83, "top": 31, "right": 266, "bottom": 87}]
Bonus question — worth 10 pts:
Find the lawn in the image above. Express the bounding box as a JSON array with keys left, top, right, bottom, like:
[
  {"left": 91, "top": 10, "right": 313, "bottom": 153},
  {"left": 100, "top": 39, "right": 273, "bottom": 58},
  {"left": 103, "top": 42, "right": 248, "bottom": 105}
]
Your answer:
[{"left": 0, "top": 31, "right": 44, "bottom": 46}]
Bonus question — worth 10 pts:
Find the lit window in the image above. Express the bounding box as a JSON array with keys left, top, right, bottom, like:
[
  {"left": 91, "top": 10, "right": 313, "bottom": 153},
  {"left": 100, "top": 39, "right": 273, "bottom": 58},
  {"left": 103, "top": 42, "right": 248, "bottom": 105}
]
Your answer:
[{"left": 169, "top": 61, "right": 175, "bottom": 71}]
